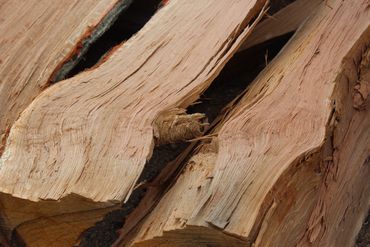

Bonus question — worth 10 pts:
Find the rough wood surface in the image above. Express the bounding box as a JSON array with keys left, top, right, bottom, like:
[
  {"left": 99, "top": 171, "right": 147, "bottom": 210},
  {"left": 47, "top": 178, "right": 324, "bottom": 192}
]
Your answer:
[
  {"left": 0, "top": 0, "right": 127, "bottom": 154},
  {"left": 0, "top": 0, "right": 266, "bottom": 245},
  {"left": 0, "top": 0, "right": 133, "bottom": 245},
  {"left": 119, "top": 0, "right": 370, "bottom": 246},
  {"left": 0, "top": 0, "right": 265, "bottom": 203},
  {"left": 297, "top": 40, "right": 370, "bottom": 247},
  {"left": 239, "top": 0, "right": 321, "bottom": 51}
]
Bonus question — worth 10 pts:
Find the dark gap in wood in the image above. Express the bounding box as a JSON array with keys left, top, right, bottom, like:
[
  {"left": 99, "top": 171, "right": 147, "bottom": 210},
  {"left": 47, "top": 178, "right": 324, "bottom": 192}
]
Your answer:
[
  {"left": 50, "top": 0, "right": 132, "bottom": 82},
  {"left": 9, "top": 230, "right": 26, "bottom": 247},
  {"left": 77, "top": 33, "right": 293, "bottom": 247},
  {"left": 55, "top": 0, "right": 295, "bottom": 82},
  {"left": 268, "top": 0, "right": 296, "bottom": 14},
  {"left": 187, "top": 33, "right": 293, "bottom": 122},
  {"left": 65, "top": 0, "right": 163, "bottom": 80},
  {"left": 356, "top": 210, "right": 370, "bottom": 246}
]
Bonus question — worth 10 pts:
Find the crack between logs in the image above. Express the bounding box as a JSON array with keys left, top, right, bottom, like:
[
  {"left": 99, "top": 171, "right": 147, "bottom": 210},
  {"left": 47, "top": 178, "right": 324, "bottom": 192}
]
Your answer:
[{"left": 48, "top": 0, "right": 134, "bottom": 83}]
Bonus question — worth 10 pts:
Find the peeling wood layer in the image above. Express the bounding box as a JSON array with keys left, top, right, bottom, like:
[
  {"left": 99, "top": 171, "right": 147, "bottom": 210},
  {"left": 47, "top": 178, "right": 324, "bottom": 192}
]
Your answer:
[{"left": 153, "top": 108, "right": 208, "bottom": 145}]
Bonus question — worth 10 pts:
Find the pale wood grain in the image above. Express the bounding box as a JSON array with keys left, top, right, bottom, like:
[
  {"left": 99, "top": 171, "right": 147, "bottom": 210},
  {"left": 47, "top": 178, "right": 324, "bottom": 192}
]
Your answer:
[
  {"left": 0, "top": 0, "right": 126, "bottom": 154},
  {"left": 122, "top": 1, "right": 370, "bottom": 246},
  {"left": 0, "top": 0, "right": 266, "bottom": 245},
  {"left": 0, "top": 1, "right": 131, "bottom": 245},
  {"left": 0, "top": 0, "right": 266, "bottom": 203}
]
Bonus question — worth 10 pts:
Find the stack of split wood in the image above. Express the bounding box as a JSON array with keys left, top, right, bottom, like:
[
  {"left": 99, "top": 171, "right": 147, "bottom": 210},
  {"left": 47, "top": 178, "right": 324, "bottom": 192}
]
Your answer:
[{"left": 0, "top": 0, "right": 368, "bottom": 246}]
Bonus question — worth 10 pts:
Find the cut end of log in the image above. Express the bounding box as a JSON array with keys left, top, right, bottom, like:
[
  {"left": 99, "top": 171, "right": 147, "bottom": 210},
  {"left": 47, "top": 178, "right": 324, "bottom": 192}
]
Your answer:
[
  {"left": 0, "top": 193, "right": 118, "bottom": 247},
  {"left": 132, "top": 225, "right": 247, "bottom": 247},
  {"left": 153, "top": 108, "right": 209, "bottom": 146}
]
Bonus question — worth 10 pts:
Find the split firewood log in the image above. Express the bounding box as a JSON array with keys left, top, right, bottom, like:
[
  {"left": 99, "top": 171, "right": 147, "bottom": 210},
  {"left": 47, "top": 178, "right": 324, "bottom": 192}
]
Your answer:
[
  {"left": 0, "top": 0, "right": 266, "bottom": 245},
  {"left": 0, "top": 0, "right": 132, "bottom": 154},
  {"left": 114, "top": 0, "right": 370, "bottom": 246}
]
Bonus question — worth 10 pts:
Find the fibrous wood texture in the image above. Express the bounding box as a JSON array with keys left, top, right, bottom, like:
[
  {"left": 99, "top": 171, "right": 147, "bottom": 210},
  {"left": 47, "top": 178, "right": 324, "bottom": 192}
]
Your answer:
[
  {"left": 0, "top": 0, "right": 266, "bottom": 245},
  {"left": 0, "top": 0, "right": 131, "bottom": 245},
  {"left": 0, "top": 0, "right": 265, "bottom": 202},
  {"left": 116, "top": 0, "right": 370, "bottom": 246},
  {"left": 0, "top": 0, "right": 128, "bottom": 154}
]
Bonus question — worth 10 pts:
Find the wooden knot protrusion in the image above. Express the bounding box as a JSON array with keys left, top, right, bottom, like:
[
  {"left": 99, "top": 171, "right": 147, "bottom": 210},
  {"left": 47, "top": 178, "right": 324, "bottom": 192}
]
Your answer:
[{"left": 153, "top": 108, "right": 208, "bottom": 146}]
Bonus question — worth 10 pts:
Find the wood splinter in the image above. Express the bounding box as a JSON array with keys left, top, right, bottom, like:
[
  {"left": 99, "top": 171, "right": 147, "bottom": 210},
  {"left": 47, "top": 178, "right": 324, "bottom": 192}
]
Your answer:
[{"left": 153, "top": 108, "right": 208, "bottom": 145}]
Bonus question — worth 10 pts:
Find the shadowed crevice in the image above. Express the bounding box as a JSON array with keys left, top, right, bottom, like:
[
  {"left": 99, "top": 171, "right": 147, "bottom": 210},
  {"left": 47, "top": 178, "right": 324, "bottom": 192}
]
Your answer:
[{"left": 63, "top": 0, "right": 163, "bottom": 80}]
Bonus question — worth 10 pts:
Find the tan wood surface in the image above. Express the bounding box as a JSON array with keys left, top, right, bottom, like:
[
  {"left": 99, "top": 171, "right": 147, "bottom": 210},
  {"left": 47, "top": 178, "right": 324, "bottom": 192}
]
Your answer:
[
  {"left": 0, "top": 0, "right": 129, "bottom": 245},
  {"left": 0, "top": 0, "right": 125, "bottom": 154},
  {"left": 0, "top": 0, "right": 266, "bottom": 245},
  {"left": 120, "top": 1, "right": 370, "bottom": 246},
  {"left": 0, "top": 0, "right": 266, "bottom": 203}
]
